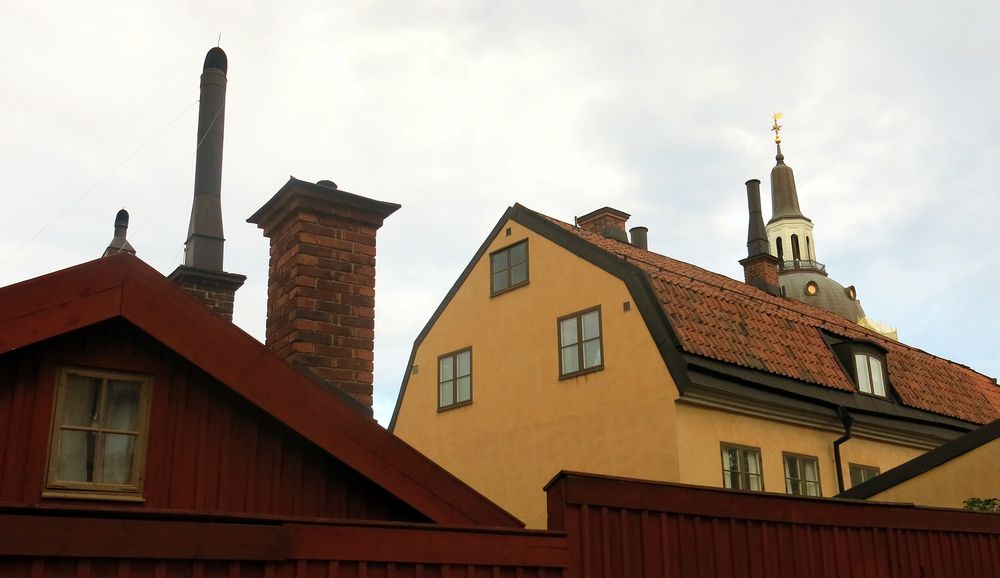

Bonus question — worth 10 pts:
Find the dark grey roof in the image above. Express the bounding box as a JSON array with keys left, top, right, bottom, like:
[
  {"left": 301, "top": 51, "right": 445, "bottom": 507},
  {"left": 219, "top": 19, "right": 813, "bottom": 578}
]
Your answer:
[{"left": 780, "top": 270, "right": 865, "bottom": 322}]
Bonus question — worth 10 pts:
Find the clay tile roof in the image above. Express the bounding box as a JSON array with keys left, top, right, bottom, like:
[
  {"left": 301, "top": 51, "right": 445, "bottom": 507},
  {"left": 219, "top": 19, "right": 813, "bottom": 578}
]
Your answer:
[{"left": 541, "top": 213, "right": 1000, "bottom": 426}]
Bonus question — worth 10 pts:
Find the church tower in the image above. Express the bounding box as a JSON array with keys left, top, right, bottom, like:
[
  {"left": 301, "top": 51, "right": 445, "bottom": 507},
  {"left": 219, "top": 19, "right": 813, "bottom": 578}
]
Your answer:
[{"left": 758, "top": 115, "right": 869, "bottom": 325}]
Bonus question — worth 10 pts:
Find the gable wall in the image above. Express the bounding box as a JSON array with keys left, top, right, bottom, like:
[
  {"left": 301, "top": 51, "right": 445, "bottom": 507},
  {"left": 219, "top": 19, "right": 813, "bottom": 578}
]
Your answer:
[
  {"left": 869, "top": 438, "right": 1000, "bottom": 508},
  {"left": 0, "top": 320, "right": 424, "bottom": 522},
  {"left": 393, "top": 219, "right": 681, "bottom": 528}
]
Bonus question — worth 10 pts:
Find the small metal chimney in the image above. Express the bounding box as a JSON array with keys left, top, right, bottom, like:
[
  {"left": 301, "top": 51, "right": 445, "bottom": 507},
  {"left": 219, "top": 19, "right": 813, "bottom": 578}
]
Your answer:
[
  {"left": 103, "top": 209, "right": 136, "bottom": 257},
  {"left": 629, "top": 226, "right": 648, "bottom": 250}
]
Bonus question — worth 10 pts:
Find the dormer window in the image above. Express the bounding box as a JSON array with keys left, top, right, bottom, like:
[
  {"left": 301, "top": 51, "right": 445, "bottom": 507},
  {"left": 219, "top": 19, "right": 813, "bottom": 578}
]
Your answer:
[
  {"left": 854, "top": 353, "right": 886, "bottom": 397},
  {"left": 827, "top": 336, "right": 891, "bottom": 398}
]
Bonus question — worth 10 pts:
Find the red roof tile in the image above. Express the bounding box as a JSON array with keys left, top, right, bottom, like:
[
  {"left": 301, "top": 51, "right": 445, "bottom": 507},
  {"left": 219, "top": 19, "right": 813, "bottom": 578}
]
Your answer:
[{"left": 545, "top": 215, "right": 1000, "bottom": 425}]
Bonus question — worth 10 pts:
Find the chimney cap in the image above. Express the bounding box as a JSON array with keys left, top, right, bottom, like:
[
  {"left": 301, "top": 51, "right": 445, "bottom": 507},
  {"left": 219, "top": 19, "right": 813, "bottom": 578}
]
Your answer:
[
  {"left": 248, "top": 176, "right": 401, "bottom": 231},
  {"left": 576, "top": 206, "right": 631, "bottom": 225},
  {"left": 204, "top": 47, "right": 228, "bottom": 73}
]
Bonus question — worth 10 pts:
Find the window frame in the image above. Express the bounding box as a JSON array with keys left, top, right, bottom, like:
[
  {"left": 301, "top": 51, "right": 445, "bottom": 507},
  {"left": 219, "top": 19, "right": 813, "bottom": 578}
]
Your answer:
[
  {"left": 44, "top": 367, "right": 153, "bottom": 502},
  {"left": 489, "top": 240, "right": 530, "bottom": 297},
  {"left": 782, "top": 452, "right": 822, "bottom": 497},
  {"left": 849, "top": 463, "right": 880, "bottom": 487},
  {"left": 557, "top": 306, "right": 604, "bottom": 379},
  {"left": 720, "top": 442, "right": 764, "bottom": 492},
  {"left": 437, "top": 347, "right": 473, "bottom": 411},
  {"left": 853, "top": 352, "right": 887, "bottom": 397}
]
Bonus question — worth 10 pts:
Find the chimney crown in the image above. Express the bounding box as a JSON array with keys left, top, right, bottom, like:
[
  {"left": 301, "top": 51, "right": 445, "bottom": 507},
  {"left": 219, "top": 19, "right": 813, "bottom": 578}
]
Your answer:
[{"left": 577, "top": 207, "right": 630, "bottom": 242}]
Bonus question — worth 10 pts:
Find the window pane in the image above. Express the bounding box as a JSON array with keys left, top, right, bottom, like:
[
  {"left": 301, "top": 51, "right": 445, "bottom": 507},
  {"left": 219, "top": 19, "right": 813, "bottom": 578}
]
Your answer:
[
  {"left": 805, "top": 481, "right": 821, "bottom": 497},
  {"left": 561, "top": 345, "right": 579, "bottom": 374},
  {"left": 870, "top": 358, "right": 886, "bottom": 397},
  {"left": 491, "top": 251, "right": 508, "bottom": 273},
  {"left": 510, "top": 263, "right": 527, "bottom": 285},
  {"left": 102, "top": 433, "right": 137, "bottom": 484},
  {"left": 509, "top": 243, "right": 526, "bottom": 265},
  {"left": 850, "top": 466, "right": 864, "bottom": 487},
  {"left": 456, "top": 351, "right": 471, "bottom": 377},
  {"left": 784, "top": 457, "right": 798, "bottom": 480},
  {"left": 745, "top": 450, "right": 761, "bottom": 476},
  {"left": 62, "top": 374, "right": 101, "bottom": 427},
  {"left": 439, "top": 379, "right": 454, "bottom": 407},
  {"left": 56, "top": 430, "right": 97, "bottom": 482},
  {"left": 855, "top": 355, "right": 871, "bottom": 393},
  {"left": 456, "top": 376, "right": 471, "bottom": 403},
  {"left": 493, "top": 272, "right": 508, "bottom": 291},
  {"left": 802, "top": 459, "right": 819, "bottom": 482},
  {"left": 105, "top": 380, "right": 141, "bottom": 432},
  {"left": 723, "top": 470, "right": 738, "bottom": 489},
  {"left": 560, "top": 318, "right": 578, "bottom": 347},
  {"left": 723, "top": 447, "right": 739, "bottom": 472},
  {"left": 440, "top": 357, "right": 454, "bottom": 381},
  {"left": 583, "top": 339, "right": 602, "bottom": 369},
  {"left": 748, "top": 474, "right": 762, "bottom": 491},
  {"left": 582, "top": 311, "right": 601, "bottom": 340}
]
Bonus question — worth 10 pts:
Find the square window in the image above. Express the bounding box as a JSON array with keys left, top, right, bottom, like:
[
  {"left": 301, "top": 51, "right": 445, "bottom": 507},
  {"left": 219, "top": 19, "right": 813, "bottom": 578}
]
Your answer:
[
  {"left": 46, "top": 368, "right": 152, "bottom": 500},
  {"left": 783, "top": 453, "right": 822, "bottom": 496},
  {"left": 849, "top": 463, "right": 880, "bottom": 487},
  {"left": 558, "top": 307, "right": 603, "bottom": 378},
  {"left": 439, "top": 348, "right": 473, "bottom": 410},
  {"left": 490, "top": 240, "right": 529, "bottom": 295},
  {"left": 721, "top": 443, "right": 763, "bottom": 491}
]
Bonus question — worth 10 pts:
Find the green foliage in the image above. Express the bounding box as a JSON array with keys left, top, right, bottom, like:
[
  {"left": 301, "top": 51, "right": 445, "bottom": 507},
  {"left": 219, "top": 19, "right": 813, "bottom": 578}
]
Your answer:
[{"left": 963, "top": 497, "right": 1000, "bottom": 512}]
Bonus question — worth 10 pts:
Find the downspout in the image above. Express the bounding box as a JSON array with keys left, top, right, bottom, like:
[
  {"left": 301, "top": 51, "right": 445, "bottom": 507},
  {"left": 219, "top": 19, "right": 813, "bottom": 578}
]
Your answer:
[{"left": 833, "top": 407, "right": 854, "bottom": 494}]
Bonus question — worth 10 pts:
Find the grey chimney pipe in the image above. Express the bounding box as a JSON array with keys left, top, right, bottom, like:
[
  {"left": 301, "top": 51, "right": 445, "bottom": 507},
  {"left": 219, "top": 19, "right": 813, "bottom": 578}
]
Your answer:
[
  {"left": 745, "top": 179, "right": 770, "bottom": 257},
  {"left": 182, "top": 47, "right": 228, "bottom": 271},
  {"left": 629, "top": 226, "right": 648, "bottom": 250}
]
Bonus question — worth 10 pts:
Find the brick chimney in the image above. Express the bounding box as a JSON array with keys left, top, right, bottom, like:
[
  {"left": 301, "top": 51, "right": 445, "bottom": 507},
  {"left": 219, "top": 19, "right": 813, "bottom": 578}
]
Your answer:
[
  {"left": 247, "top": 178, "right": 400, "bottom": 412},
  {"left": 576, "top": 207, "right": 630, "bottom": 242},
  {"left": 739, "top": 179, "right": 781, "bottom": 296}
]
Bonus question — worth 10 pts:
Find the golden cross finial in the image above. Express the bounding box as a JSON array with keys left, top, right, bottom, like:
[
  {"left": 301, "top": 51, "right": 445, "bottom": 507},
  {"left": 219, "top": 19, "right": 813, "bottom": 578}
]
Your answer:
[{"left": 771, "top": 112, "right": 783, "bottom": 144}]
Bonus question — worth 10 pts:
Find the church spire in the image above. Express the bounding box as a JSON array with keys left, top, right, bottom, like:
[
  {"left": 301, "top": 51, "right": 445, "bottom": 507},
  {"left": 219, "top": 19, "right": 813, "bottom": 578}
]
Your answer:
[{"left": 768, "top": 113, "right": 808, "bottom": 224}]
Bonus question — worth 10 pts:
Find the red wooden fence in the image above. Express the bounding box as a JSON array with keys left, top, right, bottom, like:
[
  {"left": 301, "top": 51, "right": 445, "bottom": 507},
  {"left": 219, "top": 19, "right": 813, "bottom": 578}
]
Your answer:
[
  {"left": 546, "top": 471, "right": 1000, "bottom": 578},
  {"left": 0, "top": 508, "right": 570, "bottom": 578}
]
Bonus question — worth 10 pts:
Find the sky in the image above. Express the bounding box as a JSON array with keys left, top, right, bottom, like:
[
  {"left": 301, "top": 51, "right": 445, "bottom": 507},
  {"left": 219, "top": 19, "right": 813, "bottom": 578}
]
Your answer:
[{"left": 2, "top": 1, "right": 998, "bottom": 425}]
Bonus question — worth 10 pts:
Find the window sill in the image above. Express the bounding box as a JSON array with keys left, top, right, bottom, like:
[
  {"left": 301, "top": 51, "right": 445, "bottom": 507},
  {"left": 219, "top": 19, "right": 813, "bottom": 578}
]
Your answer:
[
  {"left": 42, "top": 490, "right": 146, "bottom": 503},
  {"left": 437, "top": 399, "right": 473, "bottom": 413},
  {"left": 490, "top": 280, "right": 529, "bottom": 298},
  {"left": 559, "top": 365, "right": 604, "bottom": 381}
]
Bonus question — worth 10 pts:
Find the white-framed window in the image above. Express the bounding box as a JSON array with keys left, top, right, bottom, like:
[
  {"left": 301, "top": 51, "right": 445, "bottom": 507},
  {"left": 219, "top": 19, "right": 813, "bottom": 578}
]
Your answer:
[
  {"left": 438, "top": 348, "right": 472, "bottom": 410},
  {"left": 854, "top": 354, "right": 886, "bottom": 397},
  {"left": 783, "top": 453, "right": 821, "bottom": 496},
  {"left": 721, "top": 443, "right": 763, "bottom": 491},
  {"left": 45, "top": 367, "right": 152, "bottom": 501}
]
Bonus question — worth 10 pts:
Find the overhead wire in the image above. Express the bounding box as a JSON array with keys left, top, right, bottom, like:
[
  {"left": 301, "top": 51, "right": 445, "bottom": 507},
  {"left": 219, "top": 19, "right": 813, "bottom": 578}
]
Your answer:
[{"left": 0, "top": 99, "right": 199, "bottom": 269}]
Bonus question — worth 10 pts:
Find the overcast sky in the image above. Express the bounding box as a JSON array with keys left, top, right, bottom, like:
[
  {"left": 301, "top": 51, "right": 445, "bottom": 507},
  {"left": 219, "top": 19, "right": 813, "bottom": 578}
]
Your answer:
[{"left": 3, "top": 1, "right": 998, "bottom": 424}]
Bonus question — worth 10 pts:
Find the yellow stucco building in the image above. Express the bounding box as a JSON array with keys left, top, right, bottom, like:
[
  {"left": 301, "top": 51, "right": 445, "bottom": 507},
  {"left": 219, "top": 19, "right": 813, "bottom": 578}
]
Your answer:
[{"left": 390, "top": 145, "right": 1000, "bottom": 528}]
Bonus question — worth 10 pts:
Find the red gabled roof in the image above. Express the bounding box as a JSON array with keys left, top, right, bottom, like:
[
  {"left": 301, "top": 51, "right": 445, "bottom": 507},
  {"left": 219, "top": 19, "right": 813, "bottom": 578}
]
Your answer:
[
  {"left": 0, "top": 253, "right": 522, "bottom": 528},
  {"left": 543, "top": 214, "right": 1000, "bottom": 425}
]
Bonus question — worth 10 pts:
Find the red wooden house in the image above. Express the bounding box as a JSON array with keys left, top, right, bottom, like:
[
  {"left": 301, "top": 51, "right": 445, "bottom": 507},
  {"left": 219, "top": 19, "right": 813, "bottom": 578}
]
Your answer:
[{"left": 0, "top": 252, "right": 572, "bottom": 576}]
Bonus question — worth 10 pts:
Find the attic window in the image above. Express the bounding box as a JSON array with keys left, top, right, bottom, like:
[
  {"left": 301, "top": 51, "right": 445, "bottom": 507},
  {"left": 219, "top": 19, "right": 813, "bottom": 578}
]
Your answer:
[
  {"left": 490, "top": 240, "right": 529, "bottom": 296},
  {"left": 855, "top": 353, "right": 887, "bottom": 397},
  {"left": 44, "top": 368, "right": 152, "bottom": 501},
  {"left": 828, "top": 337, "right": 890, "bottom": 399}
]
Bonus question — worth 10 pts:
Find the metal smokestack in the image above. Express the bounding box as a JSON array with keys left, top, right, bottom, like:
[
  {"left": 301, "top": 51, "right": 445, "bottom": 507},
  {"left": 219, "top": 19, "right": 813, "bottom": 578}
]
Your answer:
[
  {"left": 745, "top": 179, "right": 769, "bottom": 257},
  {"left": 183, "top": 47, "right": 228, "bottom": 271}
]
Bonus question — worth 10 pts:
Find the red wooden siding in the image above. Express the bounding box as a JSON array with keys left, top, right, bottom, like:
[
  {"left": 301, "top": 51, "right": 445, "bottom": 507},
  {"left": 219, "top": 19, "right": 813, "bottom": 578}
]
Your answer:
[
  {"left": 546, "top": 472, "right": 1000, "bottom": 578},
  {"left": 0, "top": 510, "right": 570, "bottom": 578},
  {"left": 0, "top": 319, "right": 423, "bottom": 522}
]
